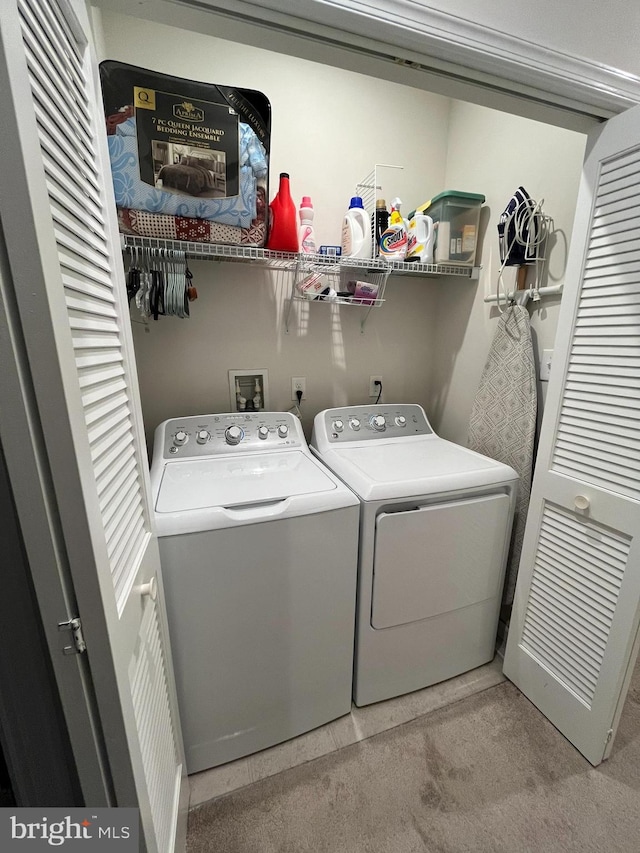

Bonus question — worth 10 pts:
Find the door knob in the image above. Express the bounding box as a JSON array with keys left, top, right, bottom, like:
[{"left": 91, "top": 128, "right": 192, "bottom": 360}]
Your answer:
[
  {"left": 139, "top": 576, "right": 157, "bottom": 600},
  {"left": 574, "top": 495, "right": 590, "bottom": 511}
]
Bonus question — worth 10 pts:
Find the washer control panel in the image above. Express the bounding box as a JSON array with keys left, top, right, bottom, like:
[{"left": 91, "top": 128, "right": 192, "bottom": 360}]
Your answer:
[
  {"left": 160, "top": 412, "right": 303, "bottom": 458},
  {"left": 319, "top": 404, "right": 432, "bottom": 443}
]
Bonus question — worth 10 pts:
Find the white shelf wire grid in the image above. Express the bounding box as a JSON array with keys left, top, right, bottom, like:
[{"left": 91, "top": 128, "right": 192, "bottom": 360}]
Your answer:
[{"left": 121, "top": 234, "right": 476, "bottom": 278}]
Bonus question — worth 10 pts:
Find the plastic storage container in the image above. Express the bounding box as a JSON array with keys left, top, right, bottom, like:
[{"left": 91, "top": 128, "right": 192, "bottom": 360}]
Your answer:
[{"left": 414, "top": 191, "right": 485, "bottom": 266}]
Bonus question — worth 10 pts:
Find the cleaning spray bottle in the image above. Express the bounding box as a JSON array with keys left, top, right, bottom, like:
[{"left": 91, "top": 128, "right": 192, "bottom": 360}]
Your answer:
[
  {"left": 341, "top": 196, "right": 372, "bottom": 259},
  {"left": 379, "top": 198, "right": 408, "bottom": 261},
  {"left": 298, "top": 196, "right": 316, "bottom": 254},
  {"left": 266, "top": 172, "right": 299, "bottom": 252}
]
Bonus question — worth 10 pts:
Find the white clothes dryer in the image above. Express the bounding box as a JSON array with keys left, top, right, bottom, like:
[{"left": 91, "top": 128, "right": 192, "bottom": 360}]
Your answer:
[
  {"left": 150, "top": 411, "right": 359, "bottom": 773},
  {"left": 311, "top": 404, "right": 518, "bottom": 707}
]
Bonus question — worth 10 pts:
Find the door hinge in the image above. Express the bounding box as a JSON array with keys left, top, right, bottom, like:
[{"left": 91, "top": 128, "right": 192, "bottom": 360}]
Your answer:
[
  {"left": 58, "top": 617, "right": 87, "bottom": 655},
  {"left": 606, "top": 728, "right": 613, "bottom": 744}
]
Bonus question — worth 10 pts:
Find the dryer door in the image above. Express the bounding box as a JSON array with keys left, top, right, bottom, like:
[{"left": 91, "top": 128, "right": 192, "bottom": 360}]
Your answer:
[{"left": 371, "top": 494, "right": 512, "bottom": 629}]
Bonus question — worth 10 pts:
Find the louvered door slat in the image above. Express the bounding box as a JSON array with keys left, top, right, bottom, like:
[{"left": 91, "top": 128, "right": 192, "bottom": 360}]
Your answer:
[
  {"left": 565, "top": 379, "right": 640, "bottom": 400},
  {"left": 36, "top": 121, "right": 101, "bottom": 206},
  {"left": 66, "top": 295, "right": 118, "bottom": 321},
  {"left": 51, "top": 199, "right": 107, "bottom": 257},
  {"left": 19, "top": 0, "right": 88, "bottom": 114},
  {"left": 578, "top": 293, "right": 640, "bottom": 311},
  {"left": 525, "top": 593, "right": 608, "bottom": 665},
  {"left": 84, "top": 388, "right": 129, "bottom": 428},
  {"left": 532, "top": 557, "right": 615, "bottom": 622},
  {"left": 96, "top": 443, "right": 136, "bottom": 499},
  {"left": 63, "top": 272, "right": 115, "bottom": 305},
  {"left": 78, "top": 362, "right": 125, "bottom": 392},
  {"left": 587, "top": 231, "right": 640, "bottom": 251},
  {"left": 568, "top": 371, "right": 640, "bottom": 391},
  {"left": 130, "top": 602, "right": 181, "bottom": 853},
  {"left": 101, "top": 469, "right": 139, "bottom": 529},
  {"left": 90, "top": 418, "right": 130, "bottom": 467},
  {"left": 556, "top": 419, "right": 640, "bottom": 453},
  {"left": 43, "top": 154, "right": 105, "bottom": 227},
  {"left": 54, "top": 228, "right": 111, "bottom": 274},
  {"left": 528, "top": 575, "right": 610, "bottom": 637},
  {"left": 111, "top": 518, "right": 146, "bottom": 588},
  {"left": 520, "top": 505, "right": 629, "bottom": 707},
  {"left": 600, "top": 150, "right": 640, "bottom": 180},
  {"left": 593, "top": 190, "right": 639, "bottom": 218},
  {"left": 30, "top": 84, "right": 97, "bottom": 185},
  {"left": 25, "top": 40, "right": 93, "bottom": 142},
  {"left": 591, "top": 211, "right": 640, "bottom": 236},
  {"left": 557, "top": 434, "right": 640, "bottom": 466},
  {"left": 537, "top": 537, "right": 623, "bottom": 600},
  {"left": 86, "top": 397, "right": 128, "bottom": 445}
]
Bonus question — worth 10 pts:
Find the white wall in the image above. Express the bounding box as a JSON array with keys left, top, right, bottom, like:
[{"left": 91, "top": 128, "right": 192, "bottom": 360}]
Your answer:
[
  {"left": 97, "top": 11, "right": 586, "bottom": 447},
  {"left": 427, "top": 0, "right": 640, "bottom": 81},
  {"left": 98, "top": 12, "right": 450, "bottom": 441},
  {"left": 430, "top": 101, "right": 586, "bottom": 445}
]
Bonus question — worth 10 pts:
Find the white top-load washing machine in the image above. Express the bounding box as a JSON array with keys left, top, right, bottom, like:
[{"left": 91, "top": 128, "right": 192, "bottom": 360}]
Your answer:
[
  {"left": 311, "top": 404, "right": 518, "bottom": 707},
  {"left": 150, "top": 411, "right": 359, "bottom": 773}
]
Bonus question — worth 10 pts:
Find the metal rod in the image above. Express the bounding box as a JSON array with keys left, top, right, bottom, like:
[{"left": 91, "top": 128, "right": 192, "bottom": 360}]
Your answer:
[{"left": 484, "top": 284, "right": 563, "bottom": 304}]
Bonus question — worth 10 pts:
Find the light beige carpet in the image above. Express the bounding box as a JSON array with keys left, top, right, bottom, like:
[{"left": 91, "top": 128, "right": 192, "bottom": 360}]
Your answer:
[{"left": 188, "top": 666, "right": 640, "bottom": 853}]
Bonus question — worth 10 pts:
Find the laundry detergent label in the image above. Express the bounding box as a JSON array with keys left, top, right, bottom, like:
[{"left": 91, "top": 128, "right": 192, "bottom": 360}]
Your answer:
[
  {"left": 134, "top": 88, "right": 240, "bottom": 198},
  {"left": 379, "top": 227, "right": 408, "bottom": 257}
]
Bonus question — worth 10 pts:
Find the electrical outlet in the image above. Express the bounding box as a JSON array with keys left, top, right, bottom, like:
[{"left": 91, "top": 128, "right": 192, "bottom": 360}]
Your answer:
[
  {"left": 369, "top": 375, "right": 383, "bottom": 397},
  {"left": 291, "top": 377, "right": 306, "bottom": 401},
  {"left": 540, "top": 350, "right": 553, "bottom": 382}
]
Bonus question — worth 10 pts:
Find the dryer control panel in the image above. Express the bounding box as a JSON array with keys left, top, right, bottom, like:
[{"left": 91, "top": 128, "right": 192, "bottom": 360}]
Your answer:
[
  {"left": 313, "top": 404, "right": 433, "bottom": 445},
  {"left": 156, "top": 411, "right": 305, "bottom": 459}
]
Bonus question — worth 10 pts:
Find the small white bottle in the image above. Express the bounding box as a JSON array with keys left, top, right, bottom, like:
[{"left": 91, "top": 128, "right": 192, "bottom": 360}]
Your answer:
[
  {"left": 341, "top": 196, "right": 372, "bottom": 259},
  {"left": 298, "top": 196, "right": 316, "bottom": 254},
  {"left": 407, "top": 213, "right": 435, "bottom": 263},
  {"left": 252, "top": 378, "right": 262, "bottom": 411}
]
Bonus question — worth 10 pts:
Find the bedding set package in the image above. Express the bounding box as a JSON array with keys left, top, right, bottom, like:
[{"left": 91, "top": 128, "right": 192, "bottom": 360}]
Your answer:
[{"left": 100, "top": 61, "right": 271, "bottom": 246}]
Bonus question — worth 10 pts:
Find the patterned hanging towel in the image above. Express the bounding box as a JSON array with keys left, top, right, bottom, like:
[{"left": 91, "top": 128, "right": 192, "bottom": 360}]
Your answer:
[{"left": 468, "top": 304, "right": 537, "bottom": 606}]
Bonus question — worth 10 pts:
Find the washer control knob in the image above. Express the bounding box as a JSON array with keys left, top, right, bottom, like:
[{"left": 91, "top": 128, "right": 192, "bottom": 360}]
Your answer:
[
  {"left": 277, "top": 424, "right": 289, "bottom": 439},
  {"left": 173, "top": 430, "right": 188, "bottom": 446},
  {"left": 370, "top": 415, "right": 386, "bottom": 431},
  {"left": 349, "top": 418, "right": 361, "bottom": 431},
  {"left": 196, "top": 429, "right": 210, "bottom": 444},
  {"left": 225, "top": 425, "right": 244, "bottom": 445},
  {"left": 258, "top": 426, "right": 269, "bottom": 440},
  {"left": 395, "top": 416, "right": 407, "bottom": 427},
  {"left": 332, "top": 419, "right": 344, "bottom": 432}
]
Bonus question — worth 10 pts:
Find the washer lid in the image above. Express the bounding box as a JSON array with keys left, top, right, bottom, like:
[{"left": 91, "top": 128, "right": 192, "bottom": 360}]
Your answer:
[
  {"left": 156, "top": 450, "right": 336, "bottom": 512},
  {"left": 323, "top": 436, "right": 517, "bottom": 500}
]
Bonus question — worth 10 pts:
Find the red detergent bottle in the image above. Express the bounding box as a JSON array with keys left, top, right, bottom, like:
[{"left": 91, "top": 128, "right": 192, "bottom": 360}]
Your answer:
[{"left": 266, "top": 172, "right": 299, "bottom": 252}]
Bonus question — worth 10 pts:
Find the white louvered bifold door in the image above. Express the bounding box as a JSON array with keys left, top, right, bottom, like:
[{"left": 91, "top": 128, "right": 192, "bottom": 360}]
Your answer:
[
  {"left": 504, "top": 104, "right": 640, "bottom": 766},
  {"left": 0, "top": 0, "right": 187, "bottom": 848}
]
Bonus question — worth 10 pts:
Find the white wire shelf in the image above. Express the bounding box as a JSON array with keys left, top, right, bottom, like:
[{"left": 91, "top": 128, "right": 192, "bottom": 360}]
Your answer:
[
  {"left": 120, "top": 234, "right": 478, "bottom": 279},
  {"left": 291, "top": 293, "right": 386, "bottom": 308}
]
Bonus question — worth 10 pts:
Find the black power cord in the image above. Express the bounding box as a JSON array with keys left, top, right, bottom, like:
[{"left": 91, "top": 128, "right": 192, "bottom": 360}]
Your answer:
[
  {"left": 374, "top": 379, "right": 382, "bottom": 404},
  {"left": 296, "top": 389, "right": 303, "bottom": 406}
]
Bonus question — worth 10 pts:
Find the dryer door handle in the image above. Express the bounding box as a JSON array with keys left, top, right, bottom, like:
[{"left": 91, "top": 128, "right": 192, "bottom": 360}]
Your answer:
[{"left": 221, "top": 498, "right": 290, "bottom": 522}]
